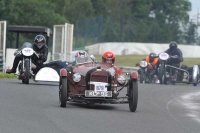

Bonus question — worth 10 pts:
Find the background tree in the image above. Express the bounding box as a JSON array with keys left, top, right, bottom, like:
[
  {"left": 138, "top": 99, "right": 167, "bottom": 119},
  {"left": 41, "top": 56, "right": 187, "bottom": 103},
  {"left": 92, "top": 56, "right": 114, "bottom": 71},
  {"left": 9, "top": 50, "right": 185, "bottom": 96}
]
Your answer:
[{"left": 0, "top": 0, "right": 197, "bottom": 47}]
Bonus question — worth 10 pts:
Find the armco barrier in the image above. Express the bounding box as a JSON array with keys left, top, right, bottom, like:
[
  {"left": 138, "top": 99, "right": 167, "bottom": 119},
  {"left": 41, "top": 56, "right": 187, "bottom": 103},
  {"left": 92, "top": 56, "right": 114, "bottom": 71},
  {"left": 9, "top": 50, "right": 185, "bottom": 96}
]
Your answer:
[{"left": 86, "top": 42, "right": 200, "bottom": 58}]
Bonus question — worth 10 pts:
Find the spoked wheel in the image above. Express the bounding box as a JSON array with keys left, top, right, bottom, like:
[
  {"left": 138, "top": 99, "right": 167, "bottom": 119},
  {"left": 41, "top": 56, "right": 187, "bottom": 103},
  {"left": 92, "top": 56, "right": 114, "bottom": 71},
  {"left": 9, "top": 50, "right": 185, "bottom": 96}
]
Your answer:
[
  {"left": 59, "top": 77, "right": 68, "bottom": 107},
  {"left": 128, "top": 79, "right": 138, "bottom": 112}
]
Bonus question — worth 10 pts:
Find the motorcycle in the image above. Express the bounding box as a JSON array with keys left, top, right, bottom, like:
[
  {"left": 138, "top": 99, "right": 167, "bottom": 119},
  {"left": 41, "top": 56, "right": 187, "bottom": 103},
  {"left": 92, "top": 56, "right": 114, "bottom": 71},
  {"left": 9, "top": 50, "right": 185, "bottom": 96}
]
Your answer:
[
  {"left": 12, "top": 42, "right": 61, "bottom": 84},
  {"left": 158, "top": 52, "right": 185, "bottom": 85},
  {"left": 158, "top": 52, "right": 175, "bottom": 85},
  {"left": 15, "top": 42, "right": 39, "bottom": 84},
  {"left": 137, "top": 60, "right": 156, "bottom": 84}
]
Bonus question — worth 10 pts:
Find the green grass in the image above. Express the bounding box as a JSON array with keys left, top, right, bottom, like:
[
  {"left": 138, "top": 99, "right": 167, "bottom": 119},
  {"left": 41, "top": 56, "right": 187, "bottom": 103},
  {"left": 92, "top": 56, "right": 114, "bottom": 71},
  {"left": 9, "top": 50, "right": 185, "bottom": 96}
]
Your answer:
[
  {"left": 0, "top": 72, "right": 16, "bottom": 79},
  {"left": 94, "top": 54, "right": 200, "bottom": 67}
]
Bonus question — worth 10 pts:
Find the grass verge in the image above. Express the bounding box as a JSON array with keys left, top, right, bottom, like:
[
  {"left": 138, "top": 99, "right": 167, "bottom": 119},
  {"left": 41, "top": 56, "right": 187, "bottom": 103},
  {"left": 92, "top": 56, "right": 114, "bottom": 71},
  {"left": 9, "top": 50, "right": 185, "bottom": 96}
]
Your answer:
[
  {"left": 0, "top": 72, "right": 16, "bottom": 79},
  {"left": 94, "top": 54, "right": 200, "bottom": 67}
]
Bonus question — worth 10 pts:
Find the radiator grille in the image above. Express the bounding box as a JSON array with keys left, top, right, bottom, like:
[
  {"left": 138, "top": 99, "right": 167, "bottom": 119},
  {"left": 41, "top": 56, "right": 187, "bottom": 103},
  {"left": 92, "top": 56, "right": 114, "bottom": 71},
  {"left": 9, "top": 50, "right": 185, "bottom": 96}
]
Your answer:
[{"left": 90, "top": 71, "right": 108, "bottom": 90}]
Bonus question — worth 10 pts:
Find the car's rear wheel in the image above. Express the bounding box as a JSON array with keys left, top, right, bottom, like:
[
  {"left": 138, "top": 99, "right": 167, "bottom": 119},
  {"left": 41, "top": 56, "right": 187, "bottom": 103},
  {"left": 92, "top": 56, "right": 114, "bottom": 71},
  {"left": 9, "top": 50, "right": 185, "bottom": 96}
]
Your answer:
[
  {"left": 128, "top": 79, "right": 138, "bottom": 112},
  {"left": 59, "top": 77, "right": 68, "bottom": 107}
]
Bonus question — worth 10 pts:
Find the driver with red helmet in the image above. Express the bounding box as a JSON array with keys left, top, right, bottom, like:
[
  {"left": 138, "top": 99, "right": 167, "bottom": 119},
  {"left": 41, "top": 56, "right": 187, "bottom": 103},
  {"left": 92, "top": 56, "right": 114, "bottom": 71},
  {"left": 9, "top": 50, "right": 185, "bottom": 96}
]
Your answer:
[{"left": 102, "top": 51, "right": 122, "bottom": 76}]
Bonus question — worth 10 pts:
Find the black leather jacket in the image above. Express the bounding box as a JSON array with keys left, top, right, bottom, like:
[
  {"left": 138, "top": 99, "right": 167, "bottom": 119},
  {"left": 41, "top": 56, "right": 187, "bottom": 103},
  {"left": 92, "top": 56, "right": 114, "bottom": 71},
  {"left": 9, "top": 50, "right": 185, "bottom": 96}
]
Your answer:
[
  {"left": 165, "top": 48, "right": 183, "bottom": 66},
  {"left": 32, "top": 44, "right": 48, "bottom": 66}
]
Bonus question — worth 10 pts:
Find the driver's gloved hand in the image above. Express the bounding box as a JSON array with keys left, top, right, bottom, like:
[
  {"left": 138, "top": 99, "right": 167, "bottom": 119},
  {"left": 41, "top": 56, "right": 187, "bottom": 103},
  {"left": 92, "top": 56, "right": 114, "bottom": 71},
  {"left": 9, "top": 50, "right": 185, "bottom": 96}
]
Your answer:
[
  {"left": 14, "top": 50, "right": 19, "bottom": 56},
  {"left": 135, "top": 63, "right": 139, "bottom": 66}
]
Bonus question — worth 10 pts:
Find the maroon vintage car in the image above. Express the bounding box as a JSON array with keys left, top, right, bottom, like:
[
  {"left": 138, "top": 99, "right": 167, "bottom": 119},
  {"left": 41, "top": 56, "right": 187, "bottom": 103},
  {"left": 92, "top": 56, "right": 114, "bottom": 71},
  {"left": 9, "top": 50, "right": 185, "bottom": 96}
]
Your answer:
[{"left": 59, "top": 55, "right": 138, "bottom": 112}]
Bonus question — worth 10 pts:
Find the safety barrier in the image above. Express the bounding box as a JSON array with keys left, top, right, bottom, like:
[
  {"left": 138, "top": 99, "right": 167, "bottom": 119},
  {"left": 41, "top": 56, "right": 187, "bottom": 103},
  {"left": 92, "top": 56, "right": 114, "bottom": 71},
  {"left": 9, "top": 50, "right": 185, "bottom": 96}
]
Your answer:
[{"left": 86, "top": 42, "right": 200, "bottom": 58}]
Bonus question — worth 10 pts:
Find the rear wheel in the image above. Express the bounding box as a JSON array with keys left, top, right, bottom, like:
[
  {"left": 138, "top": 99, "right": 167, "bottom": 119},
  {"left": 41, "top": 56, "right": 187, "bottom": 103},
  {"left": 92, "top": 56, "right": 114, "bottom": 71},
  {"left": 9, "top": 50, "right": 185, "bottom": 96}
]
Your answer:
[
  {"left": 59, "top": 77, "right": 68, "bottom": 107},
  {"left": 128, "top": 80, "right": 138, "bottom": 112}
]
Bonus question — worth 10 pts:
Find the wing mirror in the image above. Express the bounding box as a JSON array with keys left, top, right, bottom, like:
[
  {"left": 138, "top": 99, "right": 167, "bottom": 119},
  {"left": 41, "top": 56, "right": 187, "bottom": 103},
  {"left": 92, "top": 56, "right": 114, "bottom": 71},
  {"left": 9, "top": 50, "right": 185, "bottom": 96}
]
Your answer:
[{"left": 90, "top": 55, "right": 96, "bottom": 62}]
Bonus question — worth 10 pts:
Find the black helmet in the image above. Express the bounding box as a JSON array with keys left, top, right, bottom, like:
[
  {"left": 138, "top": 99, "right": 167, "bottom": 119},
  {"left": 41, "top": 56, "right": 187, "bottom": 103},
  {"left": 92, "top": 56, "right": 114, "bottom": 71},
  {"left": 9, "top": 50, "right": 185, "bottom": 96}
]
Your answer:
[
  {"left": 34, "top": 35, "right": 46, "bottom": 49},
  {"left": 149, "top": 53, "right": 157, "bottom": 62},
  {"left": 169, "top": 41, "right": 177, "bottom": 51}
]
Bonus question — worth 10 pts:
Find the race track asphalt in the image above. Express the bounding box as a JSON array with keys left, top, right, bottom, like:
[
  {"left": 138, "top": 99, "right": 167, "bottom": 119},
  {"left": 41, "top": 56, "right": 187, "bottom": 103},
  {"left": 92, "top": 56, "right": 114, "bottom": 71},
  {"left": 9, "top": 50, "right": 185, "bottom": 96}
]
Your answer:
[{"left": 0, "top": 79, "right": 200, "bottom": 133}]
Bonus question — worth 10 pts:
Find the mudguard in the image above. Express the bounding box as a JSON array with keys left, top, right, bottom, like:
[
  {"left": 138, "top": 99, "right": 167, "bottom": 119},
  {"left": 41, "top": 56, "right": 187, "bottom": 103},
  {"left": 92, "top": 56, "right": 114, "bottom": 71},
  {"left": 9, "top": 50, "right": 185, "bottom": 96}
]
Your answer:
[
  {"left": 192, "top": 65, "right": 199, "bottom": 83},
  {"left": 130, "top": 71, "right": 138, "bottom": 80},
  {"left": 60, "top": 68, "right": 67, "bottom": 77},
  {"left": 35, "top": 67, "right": 59, "bottom": 82}
]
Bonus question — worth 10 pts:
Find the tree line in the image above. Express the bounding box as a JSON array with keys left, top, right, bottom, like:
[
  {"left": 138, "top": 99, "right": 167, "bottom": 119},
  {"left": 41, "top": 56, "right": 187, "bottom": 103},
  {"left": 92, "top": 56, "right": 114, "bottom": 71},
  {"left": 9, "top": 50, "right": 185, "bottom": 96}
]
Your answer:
[{"left": 0, "top": 0, "right": 199, "bottom": 47}]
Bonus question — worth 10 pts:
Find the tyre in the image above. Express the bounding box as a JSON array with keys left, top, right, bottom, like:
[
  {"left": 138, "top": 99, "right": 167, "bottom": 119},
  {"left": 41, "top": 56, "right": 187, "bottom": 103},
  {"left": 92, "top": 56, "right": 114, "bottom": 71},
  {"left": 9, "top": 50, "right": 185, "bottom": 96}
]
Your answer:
[
  {"left": 59, "top": 77, "right": 68, "bottom": 107},
  {"left": 193, "top": 74, "right": 199, "bottom": 86},
  {"left": 24, "top": 61, "right": 30, "bottom": 84},
  {"left": 128, "top": 80, "right": 138, "bottom": 112},
  {"left": 139, "top": 70, "right": 145, "bottom": 84},
  {"left": 158, "top": 64, "right": 165, "bottom": 84},
  {"left": 192, "top": 65, "right": 199, "bottom": 86}
]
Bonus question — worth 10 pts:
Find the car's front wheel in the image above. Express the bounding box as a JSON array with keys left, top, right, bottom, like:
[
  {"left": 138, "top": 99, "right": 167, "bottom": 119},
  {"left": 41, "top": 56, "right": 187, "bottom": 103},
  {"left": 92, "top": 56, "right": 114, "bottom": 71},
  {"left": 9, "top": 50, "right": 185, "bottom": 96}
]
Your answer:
[
  {"left": 128, "top": 79, "right": 138, "bottom": 112},
  {"left": 59, "top": 77, "right": 68, "bottom": 107}
]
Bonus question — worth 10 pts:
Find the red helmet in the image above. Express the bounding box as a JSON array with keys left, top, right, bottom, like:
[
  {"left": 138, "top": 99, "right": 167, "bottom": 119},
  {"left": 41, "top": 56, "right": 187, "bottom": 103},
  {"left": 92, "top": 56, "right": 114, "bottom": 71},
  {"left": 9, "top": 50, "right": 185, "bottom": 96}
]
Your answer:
[
  {"left": 75, "top": 51, "right": 88, "bottom": 63},
  {"left": 102, "top": 51, "right": 115, "bottom": 64}
]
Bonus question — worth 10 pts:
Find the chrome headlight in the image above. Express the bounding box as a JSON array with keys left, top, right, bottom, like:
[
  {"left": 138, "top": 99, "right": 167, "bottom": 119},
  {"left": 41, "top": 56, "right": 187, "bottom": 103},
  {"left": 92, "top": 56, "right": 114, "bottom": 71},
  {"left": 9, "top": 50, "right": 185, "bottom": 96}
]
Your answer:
[
  {"left": 139, "top": 61, "right": 148, "bottom": 67},
  {"left": 73, "top": 73, "right": 81, "bottom": 82},
  {"left": 117, "top": 75, "right": 126, "bottom": 84}
]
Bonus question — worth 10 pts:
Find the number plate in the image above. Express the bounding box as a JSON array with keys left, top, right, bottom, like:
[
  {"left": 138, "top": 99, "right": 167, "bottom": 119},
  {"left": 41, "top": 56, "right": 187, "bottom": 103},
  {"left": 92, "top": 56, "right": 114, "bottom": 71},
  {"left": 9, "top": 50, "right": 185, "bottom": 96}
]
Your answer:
[
  {"left": 85, "top": 90, "right": 112, "bottom": 97},
  {"left": 94, "top": 84, "right": 107, "bottom": 92}
]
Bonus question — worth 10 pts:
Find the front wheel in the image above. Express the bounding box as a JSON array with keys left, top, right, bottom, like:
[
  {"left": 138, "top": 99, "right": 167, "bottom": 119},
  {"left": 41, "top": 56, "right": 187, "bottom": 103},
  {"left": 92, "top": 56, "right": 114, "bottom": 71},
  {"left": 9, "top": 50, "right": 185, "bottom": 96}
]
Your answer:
[
  {"left": 158, "top": 64, "right": 165, "bottom": 84},
  {"left": 128, "top": 79, "right": 138, "bottom": 112},
  {"left": 59, "top": 77, "right": 68, "bottom": 107},
  {"left": 23, "top": 61, "right": 30, "bottom": 84},
  {"left": 139, "top": 69, "right": 145, "bottom": 84}
]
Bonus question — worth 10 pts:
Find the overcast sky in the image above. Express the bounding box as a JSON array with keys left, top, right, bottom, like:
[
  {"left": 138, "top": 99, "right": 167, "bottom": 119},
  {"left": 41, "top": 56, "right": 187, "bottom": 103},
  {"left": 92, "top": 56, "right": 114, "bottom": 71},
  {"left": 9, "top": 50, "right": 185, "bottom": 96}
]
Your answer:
[
  {"left": 189, "top": 0, "right": 200, "bottom": 34},
  {"left": 189, "top": 0, "right": 200, "bottom": 20}
]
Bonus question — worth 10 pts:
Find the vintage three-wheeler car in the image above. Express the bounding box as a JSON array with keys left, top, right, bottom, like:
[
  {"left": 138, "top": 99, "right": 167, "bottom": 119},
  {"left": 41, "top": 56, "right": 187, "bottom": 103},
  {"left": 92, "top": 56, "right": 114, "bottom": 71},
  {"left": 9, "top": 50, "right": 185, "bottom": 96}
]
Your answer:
[{"left": 59, "top": 55, "right": 138, "bottom": 112}]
